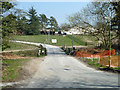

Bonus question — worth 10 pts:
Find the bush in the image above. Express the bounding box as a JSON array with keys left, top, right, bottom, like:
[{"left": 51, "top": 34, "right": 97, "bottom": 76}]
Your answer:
[
  {"left": 2, "top": 39, "right": 10, "bottom": 51},
  {"left": 14, "top": 49, "right": 47, "bottom": 57},
  {"left": 61, "top": 47, "right": 76, "bottom": 55}
]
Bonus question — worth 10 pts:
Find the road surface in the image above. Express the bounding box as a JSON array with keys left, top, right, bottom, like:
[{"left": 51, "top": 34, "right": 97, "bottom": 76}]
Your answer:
[{"left": 15, "top": 41, "right": 119, "bottom": 88}]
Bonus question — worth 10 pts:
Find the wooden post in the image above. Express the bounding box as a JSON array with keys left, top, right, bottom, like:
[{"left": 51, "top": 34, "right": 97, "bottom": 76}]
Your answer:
[
  {"left": 38, "top": 50, "right": 40, "bottom": 56},
  {"left": 98, "top": 56, "right": 100, "bottom": 64},
  {"left": 45, "top": 48, "right": 47, "bottom": 55},
  {"left": 91, "top": 55, "right": 93, "bottom": 61},
  {"left": 40, "top": 44, "right": 43, "bottom": 55}
]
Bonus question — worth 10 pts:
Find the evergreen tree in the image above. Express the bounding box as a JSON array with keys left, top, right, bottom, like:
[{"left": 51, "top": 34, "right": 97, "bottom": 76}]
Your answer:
[
  {"left": 1, "top": 2, "right": 14, "bottom": 14},
  {"left": 39, "top": 14, "right": 48, "bottom": 30},
  {"left": 49, "top": 16, "right": 58, "bottom": 31},
  {"left": 16, "top": 16, "right": 28, "bottom": 34},
  {"left": 1, "top": 1, "right": 14, "bottom": 50},
  {"left": 2, "top": 14, "right": 17, "bottom": 37},
  {"left": 26, "top": 7, "right": 40, "bottom": 35}
]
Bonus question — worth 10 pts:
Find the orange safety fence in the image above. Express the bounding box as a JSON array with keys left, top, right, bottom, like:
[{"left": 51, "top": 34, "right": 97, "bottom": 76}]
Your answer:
[
  {"left": 100, "top": 56, "right": 120, "bottom": 67},
  {"left": 76, "top": 51, "right": 91, "bottom": 58},
  {"left": 76, "top": 49, "right": 119, "bottom": 67},
  {"left": 95, "top": 49, "right": 115, "bottom": 57},
  {"left": 76, "top": 49, "right": 115, "bottom": 58}
]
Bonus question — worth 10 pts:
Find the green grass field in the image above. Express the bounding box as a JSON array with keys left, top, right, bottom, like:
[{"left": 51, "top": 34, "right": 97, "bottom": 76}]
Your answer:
[
  {"left": 13, "top": 35, "right": 97, "bottom": 46},
  {"left": 5, "top": 42, "right": 37, "bottom": 51}
]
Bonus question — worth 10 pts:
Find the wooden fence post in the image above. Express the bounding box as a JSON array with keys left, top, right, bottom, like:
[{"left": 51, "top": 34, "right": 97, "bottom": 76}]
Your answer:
[
  {"left": 91, "top": 55, "right": 93, "bottom": 61},
  {"left": 38, "top": 50, "right": 40, "bottom": 56},
  {"left": 98, "top": 56, "right": 100, "bottom": 64}
]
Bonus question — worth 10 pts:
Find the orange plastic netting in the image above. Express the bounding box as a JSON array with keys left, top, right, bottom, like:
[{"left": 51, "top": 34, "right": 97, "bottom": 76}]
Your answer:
[{"left": 76, "top": 49, "right": 115, "bottom": 58}]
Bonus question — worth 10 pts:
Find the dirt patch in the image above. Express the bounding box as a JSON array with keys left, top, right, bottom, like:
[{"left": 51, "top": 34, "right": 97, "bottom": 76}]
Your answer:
[
  {"left": 2, "top": 52, "right": 30, "bottom": 60},
  {"left": 17, "top": 57, "right": 44, "bottom": 81},
  {"left": 2, "top": 52, "right": 45, "bottom": 82}
]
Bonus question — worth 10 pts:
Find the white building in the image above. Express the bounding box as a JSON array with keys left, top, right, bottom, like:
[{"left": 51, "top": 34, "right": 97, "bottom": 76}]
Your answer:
[{"left": 65, "top": 26, "right": 96, "bottom": 35}]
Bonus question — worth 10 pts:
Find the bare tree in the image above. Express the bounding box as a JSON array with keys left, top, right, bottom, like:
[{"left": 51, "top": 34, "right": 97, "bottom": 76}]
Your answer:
[
  {"left": 67, "top": 2, "right": 118, "bottom": 49},
  {"left": 60, "top": 23, "right": 71, "bottom": 31}
]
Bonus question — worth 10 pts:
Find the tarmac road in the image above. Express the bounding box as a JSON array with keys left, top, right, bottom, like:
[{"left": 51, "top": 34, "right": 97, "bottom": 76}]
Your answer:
[{"left": 15, "top": 41, "right": 119, "bottom": 88}]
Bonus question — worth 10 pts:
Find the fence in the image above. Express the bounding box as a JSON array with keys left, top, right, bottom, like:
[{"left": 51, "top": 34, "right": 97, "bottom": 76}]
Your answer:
[
  {"left": 100, "top": 56, "right": 120, "bottom": 67},
  {"left": 76, "top": 49, "right": 115, "bottom": 58},
  {"left": 76, "top": 49, "right": 119, "bottom": 67}
]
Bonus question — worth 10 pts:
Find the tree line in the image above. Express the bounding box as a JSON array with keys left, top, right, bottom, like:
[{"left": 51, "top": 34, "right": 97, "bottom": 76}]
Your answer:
[
  {"left": 1, "top": 1, "right": 119, "bottom": 50},
  {"left": 1, "top": 1, "right": 58, "bottom": 50}
]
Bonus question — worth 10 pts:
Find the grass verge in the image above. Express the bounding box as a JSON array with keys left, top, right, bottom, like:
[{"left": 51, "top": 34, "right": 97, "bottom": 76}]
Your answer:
[
  {"left": 78, "top": 57, "right": 120, "bottom": 73},
  {"left": 13, "top": 49, "right": 43, "bottom": 57},
  {"left": 2, "top": 59, "right": 30, "bottom": 82},
  {"left": 5, "top": 42, "right": 37, "bottom": 51},
  {"left": 81, "top": 58, "right": 102, "bottom": 68},
  {"left": 2, "top": 48, "right": 47, "bottom": 82}
]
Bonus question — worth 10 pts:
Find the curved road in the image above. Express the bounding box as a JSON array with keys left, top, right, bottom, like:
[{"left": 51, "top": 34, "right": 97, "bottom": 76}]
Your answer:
[{"left": 15, "top": 41, "right": 119, "bottom": 88}]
